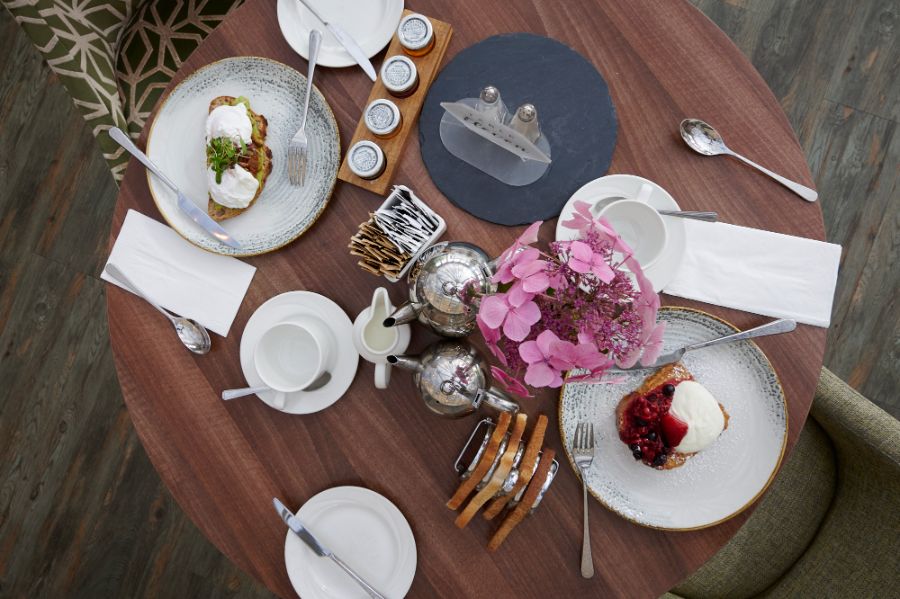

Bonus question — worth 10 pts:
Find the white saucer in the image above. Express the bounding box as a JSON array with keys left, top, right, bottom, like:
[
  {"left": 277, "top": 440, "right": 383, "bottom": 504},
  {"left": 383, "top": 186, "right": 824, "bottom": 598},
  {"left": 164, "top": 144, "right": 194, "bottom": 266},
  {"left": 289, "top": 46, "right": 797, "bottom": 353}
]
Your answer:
[
  {"left": 556, "top": 174, "right": 687, "bottom": 292},
  {"left": 276, "top": 0, "right": 404, "bottom": 68},
  {"left": 240, "top": 291, "right": 358, "bottom": 414},
  {"left": 285, "top": 486, "right": 417, "bottom": 599}
]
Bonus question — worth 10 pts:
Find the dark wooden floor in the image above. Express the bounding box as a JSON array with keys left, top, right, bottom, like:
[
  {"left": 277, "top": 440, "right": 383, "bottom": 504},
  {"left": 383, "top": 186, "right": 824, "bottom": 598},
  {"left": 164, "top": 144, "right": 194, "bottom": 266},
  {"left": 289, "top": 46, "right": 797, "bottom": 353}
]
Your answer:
[{"left": 0, "top": 1, "right": 896, "bottom": 597}]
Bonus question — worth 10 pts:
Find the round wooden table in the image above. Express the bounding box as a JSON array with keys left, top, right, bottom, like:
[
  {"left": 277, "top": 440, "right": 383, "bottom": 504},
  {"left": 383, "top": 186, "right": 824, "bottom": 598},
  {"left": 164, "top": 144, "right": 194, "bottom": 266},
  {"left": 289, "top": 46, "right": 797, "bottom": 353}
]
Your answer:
[{"left": 108, "top": 1, "right": 826, "bottom": 597}]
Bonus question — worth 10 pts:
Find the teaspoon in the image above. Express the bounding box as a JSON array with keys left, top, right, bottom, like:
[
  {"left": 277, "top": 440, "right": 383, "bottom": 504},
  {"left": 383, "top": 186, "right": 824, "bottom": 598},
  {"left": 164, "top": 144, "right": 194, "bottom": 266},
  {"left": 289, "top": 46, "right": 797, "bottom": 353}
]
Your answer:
[
  {"left": 591, "top": 196, "right": 718, "bottom": 221},
  {"left": 221, "top": 372, "right": 332, "bottom": 401},
  {"left": 105, "top": 264, "right": 212, "bottom": 355},
  {"left": 679, "top": 118, "right": 818, "bottom": 202}
]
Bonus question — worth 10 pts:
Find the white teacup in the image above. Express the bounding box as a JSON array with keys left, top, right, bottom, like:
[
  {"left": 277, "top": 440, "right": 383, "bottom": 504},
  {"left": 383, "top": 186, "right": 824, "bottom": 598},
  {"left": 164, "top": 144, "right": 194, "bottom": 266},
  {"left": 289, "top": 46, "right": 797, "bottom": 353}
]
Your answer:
[
  {"left": 597, "top": 196, "right": 667, "bottom": 269},
  {"left": 254, "top": 315, "right": 334, "bottom": 399}
]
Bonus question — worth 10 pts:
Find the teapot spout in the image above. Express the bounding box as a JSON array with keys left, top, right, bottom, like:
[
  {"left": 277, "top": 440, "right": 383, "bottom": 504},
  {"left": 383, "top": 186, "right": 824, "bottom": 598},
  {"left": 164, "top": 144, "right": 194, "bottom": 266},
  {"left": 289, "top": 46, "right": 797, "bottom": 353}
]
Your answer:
[
  {"left": 383, "top": 301, "right": 423, "bottom": 327},
  {"left": 386, "top": 354, "right": 424, "bottom": 373}
]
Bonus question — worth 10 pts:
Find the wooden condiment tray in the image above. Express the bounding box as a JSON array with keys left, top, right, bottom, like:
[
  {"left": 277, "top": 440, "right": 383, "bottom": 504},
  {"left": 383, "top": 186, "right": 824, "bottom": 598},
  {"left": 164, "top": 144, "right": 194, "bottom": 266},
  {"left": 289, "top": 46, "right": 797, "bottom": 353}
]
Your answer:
[{"left": 337, "top": 10, "right": 453, "bottom": 196}]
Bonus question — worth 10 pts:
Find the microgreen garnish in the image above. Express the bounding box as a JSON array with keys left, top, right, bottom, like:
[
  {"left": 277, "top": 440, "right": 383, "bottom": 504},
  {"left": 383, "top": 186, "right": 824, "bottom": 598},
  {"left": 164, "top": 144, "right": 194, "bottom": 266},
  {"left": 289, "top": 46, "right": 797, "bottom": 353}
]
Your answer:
[{"left": 206, "top": 137, "right": 246, "bottom": 183}]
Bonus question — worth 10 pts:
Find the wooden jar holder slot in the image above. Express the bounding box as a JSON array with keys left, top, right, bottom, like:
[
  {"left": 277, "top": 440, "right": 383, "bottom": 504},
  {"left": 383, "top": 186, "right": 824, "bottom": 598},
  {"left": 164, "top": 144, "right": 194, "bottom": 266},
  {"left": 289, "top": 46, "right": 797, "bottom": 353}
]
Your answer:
[{"left": 338, "top": 10, "right": 453, "bottom": 196}]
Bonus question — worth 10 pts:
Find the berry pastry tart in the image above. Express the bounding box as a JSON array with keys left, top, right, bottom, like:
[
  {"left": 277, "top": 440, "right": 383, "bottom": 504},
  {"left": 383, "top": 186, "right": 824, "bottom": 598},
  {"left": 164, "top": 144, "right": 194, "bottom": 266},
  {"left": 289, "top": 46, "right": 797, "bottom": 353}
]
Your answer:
[{"left": 616, "top": 363, "right": 729, "bottom": 469}]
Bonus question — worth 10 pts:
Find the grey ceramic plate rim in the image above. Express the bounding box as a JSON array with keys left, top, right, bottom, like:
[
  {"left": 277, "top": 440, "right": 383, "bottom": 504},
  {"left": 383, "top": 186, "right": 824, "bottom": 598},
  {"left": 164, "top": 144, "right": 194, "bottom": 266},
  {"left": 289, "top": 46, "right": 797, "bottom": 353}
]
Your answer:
[
  {"left": 144, "top": 55, "right": 340, "bottom": 257},
  {"left": 557, "top": 306, "right": 788, "bottom": 531}
]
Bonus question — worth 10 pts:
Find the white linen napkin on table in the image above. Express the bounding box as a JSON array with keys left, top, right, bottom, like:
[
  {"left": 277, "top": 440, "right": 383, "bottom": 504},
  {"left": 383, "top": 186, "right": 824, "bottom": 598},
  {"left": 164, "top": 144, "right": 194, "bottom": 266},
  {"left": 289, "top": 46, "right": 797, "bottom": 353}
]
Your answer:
[
  {"left": 101, "top": 209, "right": 255, "bottom": 337},
  {"left": 664, "top": 220, "right": 842, "bottom": 327}
]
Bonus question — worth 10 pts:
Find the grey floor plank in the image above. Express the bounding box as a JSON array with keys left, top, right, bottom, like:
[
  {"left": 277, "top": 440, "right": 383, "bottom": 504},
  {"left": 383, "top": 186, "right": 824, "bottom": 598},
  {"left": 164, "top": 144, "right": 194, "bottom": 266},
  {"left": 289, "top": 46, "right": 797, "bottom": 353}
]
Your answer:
[{"left": 0, "top": 1, "right": 897, "bottom": 597}]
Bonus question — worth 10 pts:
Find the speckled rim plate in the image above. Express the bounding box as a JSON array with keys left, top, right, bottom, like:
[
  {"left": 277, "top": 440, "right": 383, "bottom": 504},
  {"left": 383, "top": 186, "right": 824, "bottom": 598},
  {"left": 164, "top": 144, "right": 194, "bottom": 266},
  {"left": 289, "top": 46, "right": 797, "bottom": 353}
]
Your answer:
[
  {"left": 145, "top": 56, "right": 340, "bottom": 256},
  {"left": 558, "top": 307, "right": 788, "bottom": 530}
]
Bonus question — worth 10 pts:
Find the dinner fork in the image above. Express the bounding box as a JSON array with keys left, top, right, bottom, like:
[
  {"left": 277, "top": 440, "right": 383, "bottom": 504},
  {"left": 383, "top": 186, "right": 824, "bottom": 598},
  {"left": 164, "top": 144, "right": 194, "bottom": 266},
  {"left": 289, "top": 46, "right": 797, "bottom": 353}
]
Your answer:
[
  {"left": 573, "top": 421, "right": 595, "bottom": 579},
  {"left": 289, "top": 29, "right": 322, "bottom": 186}
]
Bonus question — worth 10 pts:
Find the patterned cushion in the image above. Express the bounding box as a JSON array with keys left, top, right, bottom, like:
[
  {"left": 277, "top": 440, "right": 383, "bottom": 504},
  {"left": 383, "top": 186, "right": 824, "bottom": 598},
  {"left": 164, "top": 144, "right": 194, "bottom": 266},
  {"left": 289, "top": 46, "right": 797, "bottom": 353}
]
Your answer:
[{"left": 2, "top": 0, "right": 242, "bottom": 181}]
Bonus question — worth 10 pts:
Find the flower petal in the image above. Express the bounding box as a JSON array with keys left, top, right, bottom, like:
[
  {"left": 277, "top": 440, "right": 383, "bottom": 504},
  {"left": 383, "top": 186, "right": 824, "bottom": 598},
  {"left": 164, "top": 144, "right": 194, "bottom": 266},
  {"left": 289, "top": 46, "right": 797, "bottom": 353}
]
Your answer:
[
  {"left": 479, "top": 295, "right": 508, "bottom": 329},
  {"left": 518, "top": 340, "right": 544, "bottom": 364},
  {"left": 524, "top": 361, "right": 556, "bottom": 387},
  {"left": 517, "top": 221, "right": 542, "bottom": 245}
]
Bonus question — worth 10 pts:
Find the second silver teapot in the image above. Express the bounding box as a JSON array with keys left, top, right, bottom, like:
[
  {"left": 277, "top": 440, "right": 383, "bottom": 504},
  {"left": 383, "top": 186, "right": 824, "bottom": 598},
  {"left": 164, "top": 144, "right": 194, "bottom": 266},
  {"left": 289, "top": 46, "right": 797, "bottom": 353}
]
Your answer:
[
  {"left": 387, "top": 339, "right": 519, "bottom": 419},
  {"left": 383, "top": 241, "right": 496, "bottom": 337}
]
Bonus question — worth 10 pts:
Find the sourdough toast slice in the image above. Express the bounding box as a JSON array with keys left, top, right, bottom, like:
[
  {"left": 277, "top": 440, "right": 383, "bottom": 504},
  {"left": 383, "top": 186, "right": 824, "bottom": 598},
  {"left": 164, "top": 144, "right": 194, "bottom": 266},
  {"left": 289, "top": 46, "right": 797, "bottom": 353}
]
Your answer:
[
  {"left": 206, "top": 96, "right": 273, "bottom": 221},
  {"left": 617, "top": 363, "right": 729, "bottom": 470}
]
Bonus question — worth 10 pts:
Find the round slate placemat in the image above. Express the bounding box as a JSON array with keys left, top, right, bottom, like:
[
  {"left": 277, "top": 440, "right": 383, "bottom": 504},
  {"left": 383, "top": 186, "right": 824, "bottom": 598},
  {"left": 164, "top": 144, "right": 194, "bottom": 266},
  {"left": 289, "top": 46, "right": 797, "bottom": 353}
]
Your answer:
[{"left": 419, "top": 33, "right": 617, "bottom": 226}]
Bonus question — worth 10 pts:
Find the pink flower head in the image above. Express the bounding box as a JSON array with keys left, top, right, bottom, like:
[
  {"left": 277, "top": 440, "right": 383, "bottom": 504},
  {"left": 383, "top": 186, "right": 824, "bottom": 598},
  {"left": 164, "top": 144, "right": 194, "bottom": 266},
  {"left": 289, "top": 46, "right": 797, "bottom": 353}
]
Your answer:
[
  {"left": 518, "top": 330, "right": 576, "bottom": 388},
  {"left": 492, "top": 222, "right": 543, "bottom": 283},
  {"left": 512, "top": 258, "right": 553, "bottom": 293},
  {"left": 479, "top": 284, "right": 541, "bottom": 342},
  {"left": 477, "top": 314, "right": 507, "bottom": 366},
  {"left": 560, "top": 200, "right": 595, "bottom": 234},
  {"left": 567, "top": 241, "right": 615, "bottom": 283},
  {"left": 493, "top": 247, "right": 539, "bottom": 285},
  {"left": 491, "top": 366, "right": 532, "bottom": 398},
  {"left": 639, "top": 321, "right": 666, "bottom": 367}
]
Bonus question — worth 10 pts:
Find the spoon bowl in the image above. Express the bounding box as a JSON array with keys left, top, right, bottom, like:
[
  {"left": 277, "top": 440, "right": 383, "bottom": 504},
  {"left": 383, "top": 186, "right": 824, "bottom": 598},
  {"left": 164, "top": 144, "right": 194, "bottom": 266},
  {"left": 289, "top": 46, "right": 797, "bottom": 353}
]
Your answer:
[
  {"left": 174, "top": 318, "right": 212, "bottom": 354},
  {"left": 680, "top": 118, "right": 728, "bottom": 156}
]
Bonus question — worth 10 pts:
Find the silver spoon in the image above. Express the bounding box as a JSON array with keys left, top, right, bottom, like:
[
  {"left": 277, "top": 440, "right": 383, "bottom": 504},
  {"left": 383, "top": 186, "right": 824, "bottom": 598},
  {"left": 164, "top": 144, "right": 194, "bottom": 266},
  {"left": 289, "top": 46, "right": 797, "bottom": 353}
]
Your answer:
[
  {"left": 591, "top": 196, "right": 718, "bottom": 221},
  {"left": 679, "top": 119, "right": 818, "bottom": 202},
  {"left": 221, "top": 372, "right": 332, "bottom": 401},
  {"left": 105, "top": 264, "right": 212, "bottom": 355}
]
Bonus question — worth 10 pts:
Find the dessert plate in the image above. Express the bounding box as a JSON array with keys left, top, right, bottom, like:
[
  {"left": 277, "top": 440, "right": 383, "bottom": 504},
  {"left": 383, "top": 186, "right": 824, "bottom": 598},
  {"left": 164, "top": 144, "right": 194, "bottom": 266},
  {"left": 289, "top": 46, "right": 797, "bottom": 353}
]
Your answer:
[
  {"left": 146, "top": 56, "right": 339, "bottom": 256},
  {"left": 558, "top": 307, "right": 787, "bottom": 530},
  {"left": 285, "top": 486, "right": 416, "bottom": 599},
  {"left": 556, "top": 174, "right": 687, "bottom": 292},
  {"left": 277, "top": 0, "right": 404, "bottom": 68},
  {"left": 240, "top": 291, "right": 358, "bottom": 414}
]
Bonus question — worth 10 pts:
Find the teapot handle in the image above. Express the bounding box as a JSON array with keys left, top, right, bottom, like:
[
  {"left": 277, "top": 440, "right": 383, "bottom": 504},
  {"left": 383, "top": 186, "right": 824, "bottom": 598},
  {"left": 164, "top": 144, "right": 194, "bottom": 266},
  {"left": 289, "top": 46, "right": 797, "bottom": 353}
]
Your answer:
[{"left": 477, "top": 387, "right": 519, "bottom": 416}]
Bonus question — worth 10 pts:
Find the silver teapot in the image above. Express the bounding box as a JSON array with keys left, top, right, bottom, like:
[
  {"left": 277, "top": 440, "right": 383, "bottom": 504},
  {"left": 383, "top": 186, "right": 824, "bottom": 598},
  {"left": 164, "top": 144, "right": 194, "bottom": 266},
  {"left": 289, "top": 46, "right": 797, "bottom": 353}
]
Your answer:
[
  {"left": 383, "top": 242, "right": 496, "bottom": 337},
  {"left": 387, "top": 340, "right": 519, "bottom": 419}
]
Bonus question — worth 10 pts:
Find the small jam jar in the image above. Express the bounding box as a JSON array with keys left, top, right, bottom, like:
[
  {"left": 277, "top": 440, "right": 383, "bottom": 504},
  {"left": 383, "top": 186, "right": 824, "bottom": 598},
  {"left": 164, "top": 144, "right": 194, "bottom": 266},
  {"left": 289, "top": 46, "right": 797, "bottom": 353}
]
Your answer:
[
  {"left": 348, "top": 140, "right": 386, "bottom": 180},
  {"left": 397, "top": 13, "right": 435, "bottom": 57},
  {"left": 380, "top": 55, "right": 419, "bottom": 98},
  {"left": 364, "top": 98, "right": 402, "bottom": 139}
]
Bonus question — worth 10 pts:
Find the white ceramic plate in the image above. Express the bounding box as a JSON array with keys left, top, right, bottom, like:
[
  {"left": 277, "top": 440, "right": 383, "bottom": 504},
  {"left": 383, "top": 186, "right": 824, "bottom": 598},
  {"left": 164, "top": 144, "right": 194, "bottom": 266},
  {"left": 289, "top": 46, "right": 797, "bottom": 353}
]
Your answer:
[
  {"left": 556, "top": 174, "right": 687, "bottom": 292},
  {"left": 285, "top": 486, "right": 417, "bottom": 599},
  {"left": 240, "top": 291, "right": 358, "bottom": 414},
  {"left": 146, "top": 57, "right": 339, "bottom": 256},
  {"left": 277, "top": 0, "right": 404, "bottom": 68},
  {"left": 558, "top": 307, "right": 787, "bottom": 530}
]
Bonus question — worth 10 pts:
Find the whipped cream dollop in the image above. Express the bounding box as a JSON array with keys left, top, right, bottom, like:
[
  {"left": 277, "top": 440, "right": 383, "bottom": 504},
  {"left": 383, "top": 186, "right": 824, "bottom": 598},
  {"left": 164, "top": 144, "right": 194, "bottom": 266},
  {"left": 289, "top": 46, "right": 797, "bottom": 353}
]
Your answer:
[
  {"left": 206, "top": 165, "right": 258, "bottom": 209},
  {"left": 668, "top": 381, "right": 725, "bottom": 453},
  {"left": 206, "top": 104, "right": 253, "bottom": 145}
]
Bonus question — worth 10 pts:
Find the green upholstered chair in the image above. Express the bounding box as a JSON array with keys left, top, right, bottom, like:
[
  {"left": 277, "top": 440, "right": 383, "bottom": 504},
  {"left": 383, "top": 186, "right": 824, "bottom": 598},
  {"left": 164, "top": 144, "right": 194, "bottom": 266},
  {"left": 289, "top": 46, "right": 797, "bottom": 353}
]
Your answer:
[
  {"left": 663, "top": 368, "right": 900, "bottom": 598},
  {"left": 2, "top": 0, "right": 243, "bottom": 181}
]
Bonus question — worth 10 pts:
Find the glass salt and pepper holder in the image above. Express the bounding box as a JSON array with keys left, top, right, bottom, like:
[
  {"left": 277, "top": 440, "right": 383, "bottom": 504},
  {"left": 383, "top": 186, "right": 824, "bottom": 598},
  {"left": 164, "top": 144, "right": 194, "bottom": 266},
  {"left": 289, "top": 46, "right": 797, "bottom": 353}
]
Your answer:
[
  {"left": 508, "top": 103, "right": 541, "bottom": 143},
  {"left": 474, "top": 85, "right": 509, "bottom": 124}
]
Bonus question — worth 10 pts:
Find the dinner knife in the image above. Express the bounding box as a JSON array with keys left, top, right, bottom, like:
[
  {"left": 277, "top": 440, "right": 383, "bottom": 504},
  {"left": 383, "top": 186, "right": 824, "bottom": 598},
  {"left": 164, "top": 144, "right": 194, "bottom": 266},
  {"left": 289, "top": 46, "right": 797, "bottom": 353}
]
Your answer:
[
  {"left": 108, "top": 128, "right": 242, "bottom": 250},
  {"left": 607, "top": 318, "right": 797, "bottom": 373},
  {"left": 296, "top": 0, "right": 377, "bottom": 81},
  {"left": 272, "top": 498, "right": 387, "bottom": 599}
]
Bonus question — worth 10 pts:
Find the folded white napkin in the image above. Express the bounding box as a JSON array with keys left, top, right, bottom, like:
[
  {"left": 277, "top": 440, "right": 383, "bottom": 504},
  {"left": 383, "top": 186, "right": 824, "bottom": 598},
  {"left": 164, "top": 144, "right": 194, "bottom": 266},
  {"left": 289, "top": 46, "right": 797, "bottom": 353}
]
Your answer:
[
  {"left": 664, "top": 221, "right": 841, "bottom": 327},
  {"left": 101, "top": 209, "right": 256, "bottom": 337}
]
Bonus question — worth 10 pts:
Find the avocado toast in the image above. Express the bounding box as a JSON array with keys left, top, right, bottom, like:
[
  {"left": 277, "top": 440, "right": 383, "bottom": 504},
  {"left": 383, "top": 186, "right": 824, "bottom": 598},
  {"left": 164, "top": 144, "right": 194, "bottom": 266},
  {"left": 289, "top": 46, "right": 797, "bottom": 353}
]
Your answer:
[{"left": 206, "top": 96, "right": 273, "bottom": 221}]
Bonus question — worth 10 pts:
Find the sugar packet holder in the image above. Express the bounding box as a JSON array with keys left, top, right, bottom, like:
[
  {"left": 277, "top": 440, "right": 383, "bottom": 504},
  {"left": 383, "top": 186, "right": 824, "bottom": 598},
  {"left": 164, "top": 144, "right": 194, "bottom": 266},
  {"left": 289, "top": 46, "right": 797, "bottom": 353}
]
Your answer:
[{"left": 349, "top": 185, "right": 446, "bottom": 282}]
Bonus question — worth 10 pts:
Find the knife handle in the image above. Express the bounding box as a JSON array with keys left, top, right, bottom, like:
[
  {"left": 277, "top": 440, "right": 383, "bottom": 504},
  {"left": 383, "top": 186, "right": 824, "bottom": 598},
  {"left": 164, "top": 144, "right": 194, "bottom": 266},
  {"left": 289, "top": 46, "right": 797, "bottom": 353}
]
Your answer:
[
  {"left": 108, "top": 127, "right": 179, "bottom": 193},
  {"left": 329, "top": 554, "right": 386, "bottom": 599}
]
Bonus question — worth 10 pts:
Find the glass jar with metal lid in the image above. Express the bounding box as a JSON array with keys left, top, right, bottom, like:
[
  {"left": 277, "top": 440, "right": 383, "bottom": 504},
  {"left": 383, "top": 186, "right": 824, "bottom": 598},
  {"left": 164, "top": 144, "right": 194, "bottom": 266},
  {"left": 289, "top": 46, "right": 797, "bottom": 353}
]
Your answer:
[
  {"left": 397, "top": 13, "right": 435, "bottom": 57},
  {"left": 364, "top": 98, "right": 402, "bottom": 139},
  {"left": 380, "top": 55, "right": 419, "bottom": 98},
  {"left": 347, "top": 140, "right": 386, "bottom": 180}
]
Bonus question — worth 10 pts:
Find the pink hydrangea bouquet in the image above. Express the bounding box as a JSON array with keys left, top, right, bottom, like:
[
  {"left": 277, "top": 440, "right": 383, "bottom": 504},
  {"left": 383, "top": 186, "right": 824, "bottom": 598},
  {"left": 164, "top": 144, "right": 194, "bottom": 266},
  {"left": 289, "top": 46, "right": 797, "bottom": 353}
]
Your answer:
[{"left": 476, "top": 200, "right": 665, "bottom": 395}]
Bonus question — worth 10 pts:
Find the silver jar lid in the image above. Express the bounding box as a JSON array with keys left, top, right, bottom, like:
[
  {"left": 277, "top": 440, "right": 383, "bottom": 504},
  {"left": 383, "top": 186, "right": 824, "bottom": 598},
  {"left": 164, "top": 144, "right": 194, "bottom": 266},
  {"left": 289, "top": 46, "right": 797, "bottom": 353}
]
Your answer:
[
  {"left": 380, "top": 55, "right": 418, "bottom": 95},
  {"left": 397, "top": 13, "right": 434, "bottom": 51},
  {"left": 348, "top": 140, "right": 385, "bottom": 179},
  {"left": 364, "top": 98, "right": 401, "bottom": 137}
]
